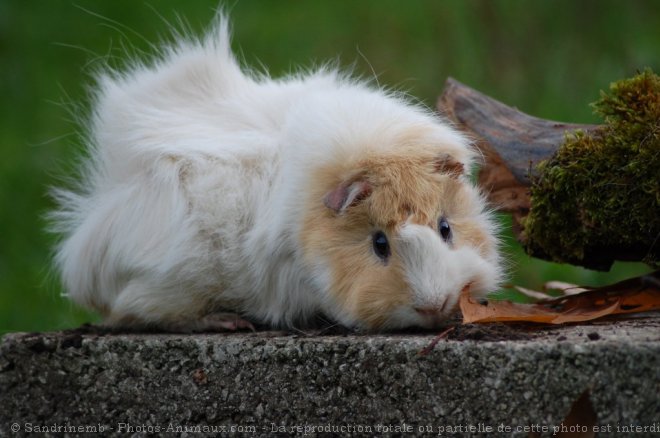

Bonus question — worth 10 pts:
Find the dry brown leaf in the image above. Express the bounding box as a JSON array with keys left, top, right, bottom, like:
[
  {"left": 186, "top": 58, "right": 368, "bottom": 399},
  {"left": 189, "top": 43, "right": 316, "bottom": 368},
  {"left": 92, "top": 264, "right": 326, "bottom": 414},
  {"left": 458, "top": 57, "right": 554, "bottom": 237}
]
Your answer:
[
  {"left": 554, "top": 389, "right": 597, "bottom": 438},
  {"left": 461, "top": 271, "right": 660, "bottom": 324},
  {"left": 530, "top": 389, "right": 598, "bottom": 438}
]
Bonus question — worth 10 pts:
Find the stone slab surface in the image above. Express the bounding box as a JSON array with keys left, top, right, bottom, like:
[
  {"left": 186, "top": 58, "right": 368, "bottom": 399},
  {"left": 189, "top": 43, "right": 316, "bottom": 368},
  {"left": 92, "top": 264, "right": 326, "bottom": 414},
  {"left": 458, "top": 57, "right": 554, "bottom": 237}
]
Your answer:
[{"left": 1, "top": 317, "right": 659, "bottom": 437}]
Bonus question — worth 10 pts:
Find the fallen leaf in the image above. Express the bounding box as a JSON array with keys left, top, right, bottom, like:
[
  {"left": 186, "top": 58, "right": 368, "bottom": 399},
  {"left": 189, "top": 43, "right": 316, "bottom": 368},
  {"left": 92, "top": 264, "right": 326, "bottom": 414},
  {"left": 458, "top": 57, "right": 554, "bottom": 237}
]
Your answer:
[
  {"left": 553, "top": 389, "right": 597, "bottom": 438},
  {"left": 461, "top": 271, "right": 660, "bottom": 324}
]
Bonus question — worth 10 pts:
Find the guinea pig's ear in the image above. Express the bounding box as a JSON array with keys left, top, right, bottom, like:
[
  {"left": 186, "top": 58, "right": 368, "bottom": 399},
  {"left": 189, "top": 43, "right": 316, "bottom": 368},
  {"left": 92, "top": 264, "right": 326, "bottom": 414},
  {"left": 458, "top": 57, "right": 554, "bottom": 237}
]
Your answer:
[
  {"left": 323, "top": 180, "right": 372, "bottom": 214},
  {"left": 433, "top": 153, "right": 464, "bottom": 178}
]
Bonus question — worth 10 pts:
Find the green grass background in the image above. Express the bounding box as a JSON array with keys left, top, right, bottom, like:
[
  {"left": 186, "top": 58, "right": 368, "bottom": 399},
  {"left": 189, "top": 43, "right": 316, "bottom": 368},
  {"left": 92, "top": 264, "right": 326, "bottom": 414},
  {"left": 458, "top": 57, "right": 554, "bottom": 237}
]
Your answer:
[{"left": 1, "top": 0, "right": 657, "bottom": 334}]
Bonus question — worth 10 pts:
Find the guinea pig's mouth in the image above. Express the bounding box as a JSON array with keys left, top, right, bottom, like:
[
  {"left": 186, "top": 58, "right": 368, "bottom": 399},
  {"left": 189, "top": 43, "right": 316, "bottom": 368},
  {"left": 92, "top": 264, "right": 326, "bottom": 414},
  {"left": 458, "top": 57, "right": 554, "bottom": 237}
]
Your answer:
[
  {"left": 413, "top": 308, "right": 461, "bottom": 329},
  {"left": 408, "top": 288, "right": 465, "bottom": 329},
  {"left": 413, "top": 306, "right": 450, "bottom": 328},
  {"left": 410, "top": 284, "right": 477, "bottom": 329},
  {"left": 378, "top": 301, "right": 461, "bottom": 331}
]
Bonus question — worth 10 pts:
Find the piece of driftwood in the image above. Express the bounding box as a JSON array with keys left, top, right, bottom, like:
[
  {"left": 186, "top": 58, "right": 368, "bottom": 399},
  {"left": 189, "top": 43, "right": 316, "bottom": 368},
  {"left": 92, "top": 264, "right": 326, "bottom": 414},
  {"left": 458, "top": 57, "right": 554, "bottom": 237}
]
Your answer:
[
  {"left": 437, "top": 78, "right": 600, "bottom": 239},
  {"left": 439, "top": 78, "right": 600, "bottom": 184}
]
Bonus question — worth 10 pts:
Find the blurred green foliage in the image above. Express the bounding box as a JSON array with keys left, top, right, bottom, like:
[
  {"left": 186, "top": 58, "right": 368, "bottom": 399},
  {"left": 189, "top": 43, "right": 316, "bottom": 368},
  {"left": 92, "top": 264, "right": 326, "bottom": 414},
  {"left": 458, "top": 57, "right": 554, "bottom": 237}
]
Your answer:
[{"left": 1, "top": 0, "right": 657, "bottom": 334}]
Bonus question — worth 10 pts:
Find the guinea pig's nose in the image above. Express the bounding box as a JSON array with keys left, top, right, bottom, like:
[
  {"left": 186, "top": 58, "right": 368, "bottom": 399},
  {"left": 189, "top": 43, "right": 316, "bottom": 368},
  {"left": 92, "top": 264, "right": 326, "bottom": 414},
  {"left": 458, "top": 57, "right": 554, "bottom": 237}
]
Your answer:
[
  {"left": 413, "top": 305, "right": 447, "bottom": 327},
  {"left": 414, "top": 307, "right": 439, "bottom": 316}
]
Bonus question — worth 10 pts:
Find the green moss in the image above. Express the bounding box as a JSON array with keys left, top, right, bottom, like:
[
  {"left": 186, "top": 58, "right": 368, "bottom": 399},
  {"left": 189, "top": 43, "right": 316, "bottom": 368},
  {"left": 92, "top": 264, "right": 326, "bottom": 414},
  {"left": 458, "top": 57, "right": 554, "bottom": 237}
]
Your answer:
[{"left": 524, "top": 69, "right": 660, "bottom": 270}]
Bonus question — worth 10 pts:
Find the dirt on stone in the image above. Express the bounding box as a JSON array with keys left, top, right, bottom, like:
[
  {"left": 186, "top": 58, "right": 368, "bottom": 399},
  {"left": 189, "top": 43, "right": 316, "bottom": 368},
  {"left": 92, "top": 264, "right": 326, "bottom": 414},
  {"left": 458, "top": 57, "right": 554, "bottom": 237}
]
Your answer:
[
  {"left": 34, "top": 321, "right": 536, "bottom": 342},
  {"left": 446, "top": 323, "right": 532, "bottom": 341}
]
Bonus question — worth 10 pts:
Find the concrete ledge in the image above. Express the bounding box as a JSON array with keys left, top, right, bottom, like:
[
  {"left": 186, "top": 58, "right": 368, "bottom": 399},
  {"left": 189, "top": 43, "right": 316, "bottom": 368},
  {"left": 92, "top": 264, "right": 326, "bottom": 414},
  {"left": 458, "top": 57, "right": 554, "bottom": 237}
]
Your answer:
[{"left": 1, "top": 318, "right": 659, "bottom": 437}]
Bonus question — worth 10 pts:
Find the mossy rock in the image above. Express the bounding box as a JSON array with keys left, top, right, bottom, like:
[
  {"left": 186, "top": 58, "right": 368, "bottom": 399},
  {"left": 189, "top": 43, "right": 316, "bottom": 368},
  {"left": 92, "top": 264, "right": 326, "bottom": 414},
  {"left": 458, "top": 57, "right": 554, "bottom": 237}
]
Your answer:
[{"left": 524, "top": 69, "right": 660, "bottom": 271}]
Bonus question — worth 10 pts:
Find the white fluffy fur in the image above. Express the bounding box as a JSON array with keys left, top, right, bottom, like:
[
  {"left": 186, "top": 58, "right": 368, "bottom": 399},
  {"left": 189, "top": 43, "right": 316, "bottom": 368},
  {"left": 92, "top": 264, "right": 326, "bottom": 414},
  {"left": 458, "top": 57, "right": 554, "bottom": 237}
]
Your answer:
[
  {"left": 393, "top": 223, "right": 499, "bottom": 329},
  {"left": 53, "top": 17, "right": 500, "bottom": 330}
]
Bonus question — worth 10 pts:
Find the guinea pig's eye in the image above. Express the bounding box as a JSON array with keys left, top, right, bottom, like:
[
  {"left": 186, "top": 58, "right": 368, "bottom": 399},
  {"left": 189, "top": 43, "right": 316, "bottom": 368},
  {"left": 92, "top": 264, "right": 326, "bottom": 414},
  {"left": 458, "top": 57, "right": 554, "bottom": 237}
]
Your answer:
[
  {"left": 372, "top": 231, "right": 391, "bottom": 261},
  {"left": 438, "top": 217, "right": 452, "bottom": 242}
]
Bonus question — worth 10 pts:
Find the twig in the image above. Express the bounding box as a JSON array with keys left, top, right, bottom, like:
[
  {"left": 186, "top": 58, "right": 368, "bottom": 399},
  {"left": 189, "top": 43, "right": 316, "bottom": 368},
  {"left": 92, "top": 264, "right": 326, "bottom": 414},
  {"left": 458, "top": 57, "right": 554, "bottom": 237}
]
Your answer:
[{"left": 419, "top": 326, "right": 456, "bottom": 356}]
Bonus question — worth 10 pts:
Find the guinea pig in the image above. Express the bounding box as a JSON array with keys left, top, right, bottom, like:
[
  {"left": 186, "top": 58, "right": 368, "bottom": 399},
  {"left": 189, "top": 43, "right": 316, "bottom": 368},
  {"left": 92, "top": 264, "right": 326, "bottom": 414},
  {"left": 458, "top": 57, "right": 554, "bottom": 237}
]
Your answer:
[{"left": 51, "top": 16, "right": 502, "bottom": 332}]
